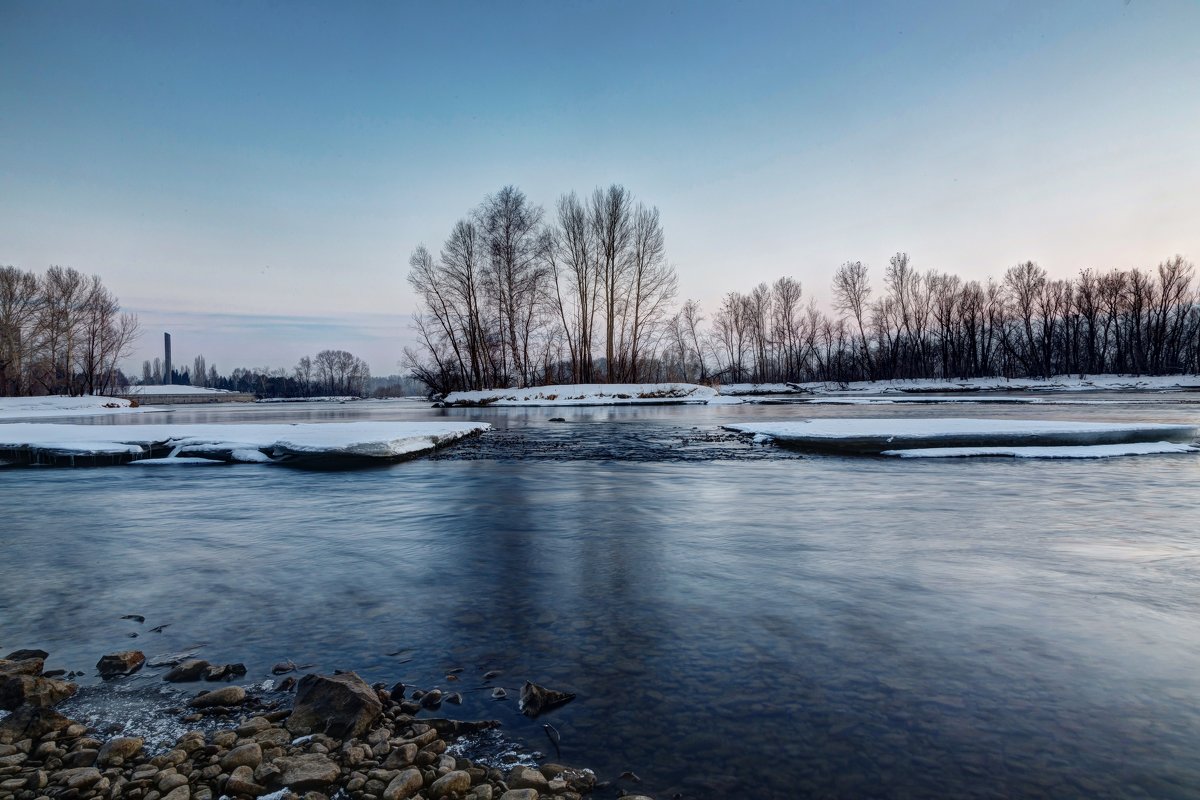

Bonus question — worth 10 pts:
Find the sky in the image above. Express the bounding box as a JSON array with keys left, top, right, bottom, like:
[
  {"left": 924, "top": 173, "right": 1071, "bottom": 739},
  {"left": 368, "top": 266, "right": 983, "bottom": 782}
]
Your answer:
[{"left": 2, "top": 0, "right": 1198, "bottom": 375}]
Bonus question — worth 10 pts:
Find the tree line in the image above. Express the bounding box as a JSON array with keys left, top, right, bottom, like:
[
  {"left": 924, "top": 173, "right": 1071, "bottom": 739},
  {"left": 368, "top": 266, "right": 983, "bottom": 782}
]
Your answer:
[
  {"left": 142, "top": 349, "right": 372, "bottom": 398},
  {"left": 405, "top": 187, "right": 1198, "bottom": 390},
  {"left": 694, "top": 254, "right": 1199, "bottom": 384},
  {"left": 0, "top": 265, "right": 139, "bottom": 396}
]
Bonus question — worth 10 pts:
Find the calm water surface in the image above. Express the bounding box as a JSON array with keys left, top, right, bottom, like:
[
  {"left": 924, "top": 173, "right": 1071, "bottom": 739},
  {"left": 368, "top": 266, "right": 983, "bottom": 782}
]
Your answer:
[{"left": 2, "top": 397, "right": 1200, "bottom": 799}]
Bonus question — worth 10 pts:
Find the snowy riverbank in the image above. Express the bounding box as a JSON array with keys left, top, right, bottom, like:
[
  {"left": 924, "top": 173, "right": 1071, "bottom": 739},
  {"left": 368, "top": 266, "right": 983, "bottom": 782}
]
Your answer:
[
  {"left": 439, "top": 383, "right": 716, "bottom": 407},
  {"left": 718, "top": 374, "right": 1200, "bottom": 396},
  {"left": 0, "top": 395, "right": 161, "bottom": 420}
]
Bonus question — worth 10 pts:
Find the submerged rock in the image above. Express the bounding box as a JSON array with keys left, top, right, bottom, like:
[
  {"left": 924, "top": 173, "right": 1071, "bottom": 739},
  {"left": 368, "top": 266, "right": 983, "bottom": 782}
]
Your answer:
[{"left": 518, "top": 681, "right": 576, "bottom": 717}]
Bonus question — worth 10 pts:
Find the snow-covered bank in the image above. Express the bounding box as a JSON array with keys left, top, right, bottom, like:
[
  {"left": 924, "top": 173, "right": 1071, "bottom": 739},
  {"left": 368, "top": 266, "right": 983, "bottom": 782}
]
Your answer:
[
  {"left": 0, "top": 395, "right": 160, "bottom": 420},
  {"left": 0, "top": 421, "right": 489, "bottom": 466},
  {"left": 724, "top": 418, "right": 1199, "bottom": 455},
  {"left": 718, "top": 374, "right": 1200, "bottom": 396},
  {"left": 882, "top": 442, "right": 1199, "bottom": 459},
  {"left": 440, "top": 383, "right": 717, "bottom": 407}
]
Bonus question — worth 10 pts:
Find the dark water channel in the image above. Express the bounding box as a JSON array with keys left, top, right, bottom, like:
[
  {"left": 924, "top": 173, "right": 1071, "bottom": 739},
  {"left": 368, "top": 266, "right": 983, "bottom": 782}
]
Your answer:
[{"left": 3, "top": 396, "right": 1200, "bottom": 799}]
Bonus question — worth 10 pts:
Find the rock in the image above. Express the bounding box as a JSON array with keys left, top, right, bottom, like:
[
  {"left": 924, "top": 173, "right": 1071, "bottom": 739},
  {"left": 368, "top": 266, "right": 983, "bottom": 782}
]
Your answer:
[
  {"left": 559, "top": 768, "right": 596, "bottom": 793},
  {"left": 507, "top": 766, "right": 549, "bottom": 792},
  {"left": 96, "top": 650, "right": 145, "bottom": 678},
  {"left": 271, "top": 660, "right": 297, "bottom": 675},
  {"left": 2, "top": 650, "right": 48, "bottom": 662},
  {"left": 518, "top": 682, "right": 575, "bottom": 717},
  {"left": 429, "top": 770, "right": 471, "bottom": 798},
  {"left": 60, "top": 767, "right": 102, "bottom": 790},
  {"left": 498, "top": 790, "right": 539, "bottom": 800},
  {"left": 162, "top": 786, "right": 191, "bottom": 800},
  {"left": 0, "top": 705, "right": 71, "bottom": 739},
  {"left": 162, "top": 660, "right": 211, "bottom": 682},
  {"left": 381, "top": 768, "right": 423, "bottom": 800},
  {"left": 205, "top": 663, "right": 247, "bottom": 681},
  {"left": 188, "top": 685, "right": 246, "bottom": 707},
  {"left": 158, "top": 772, "right": 189, "bottom": 792},
  {"left": 275, "top": 753, "right": 340, "bottom": 791},
  {"left": 61, "top": 748, "right": 98, "bottom": 768},
  {"left": 419, "top": 688, "right": 443, "bottom": 709},
  {"left": 0, "top": 674, "right": 77, "bottom": 710},
  {"left": 286, "top": 672, "right": 382, "bottom": 739},
  {"left": 219, "top": 742, "right": 262, "bottom": 771},
  {"left": 0, "top": 657, "right": 44, "bottom": 677},
  {"left": 97, "top": 736, "right": 144, "bottom": 766},
  {"left": 225, "top": 764, "right": 265, "bottom": 796},
  {"left": 384, "top": 743, "right": 418, "bottom": 769},
  {"left": 491, "top": 688, "right": 507, "bottom": 700},
  {"left": 234, "top": 716, "right": 272, "bottom": 736}
]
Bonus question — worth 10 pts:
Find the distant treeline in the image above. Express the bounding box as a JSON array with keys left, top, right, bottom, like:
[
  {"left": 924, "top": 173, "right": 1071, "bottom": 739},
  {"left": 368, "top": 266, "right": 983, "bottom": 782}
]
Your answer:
[
  {"left": 143, "top": 350, "right": 374, "bottom": 398},
  {"left": 405, "top": 186, "right": 1199, "bottom": 391},
  {"left": 0, "top": 265, "right": 139, "bottom": 396}
]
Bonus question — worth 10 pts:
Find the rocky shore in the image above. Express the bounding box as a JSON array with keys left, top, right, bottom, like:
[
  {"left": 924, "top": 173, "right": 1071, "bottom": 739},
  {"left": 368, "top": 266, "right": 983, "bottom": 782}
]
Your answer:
[{"left": 0, "top": 651, "right": 654, "bottom": 800}]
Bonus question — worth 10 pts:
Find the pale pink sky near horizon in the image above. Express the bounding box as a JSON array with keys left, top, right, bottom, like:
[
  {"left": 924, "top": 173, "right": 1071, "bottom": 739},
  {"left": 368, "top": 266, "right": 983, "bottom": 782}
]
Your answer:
[{"left": 3, "top": 1, "right": 1197, "bottom": 374}]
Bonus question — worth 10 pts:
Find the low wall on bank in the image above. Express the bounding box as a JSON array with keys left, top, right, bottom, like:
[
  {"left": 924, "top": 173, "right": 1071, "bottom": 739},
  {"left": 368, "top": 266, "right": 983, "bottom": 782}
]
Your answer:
[{"left": 115, "top": 392, "right": 257, "bottom": 405}]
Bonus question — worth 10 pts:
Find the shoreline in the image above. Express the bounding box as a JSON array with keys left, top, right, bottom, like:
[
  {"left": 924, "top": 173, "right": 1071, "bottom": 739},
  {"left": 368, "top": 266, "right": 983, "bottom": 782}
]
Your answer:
[{"left": 1, "top": 650, "right": 644, "bottom": 800}]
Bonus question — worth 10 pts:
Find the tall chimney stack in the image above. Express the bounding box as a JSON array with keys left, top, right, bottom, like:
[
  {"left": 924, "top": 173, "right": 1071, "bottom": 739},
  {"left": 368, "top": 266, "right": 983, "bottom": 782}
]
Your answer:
[{"left": 163, "top": 333, "right": 172, "bottom": 385}]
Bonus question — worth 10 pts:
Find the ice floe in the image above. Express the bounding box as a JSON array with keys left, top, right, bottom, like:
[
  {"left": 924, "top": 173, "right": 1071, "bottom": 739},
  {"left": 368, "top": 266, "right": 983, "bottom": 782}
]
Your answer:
[
  {"left": 440, "top": 383, "right": 717, "bottom": 406},
  {"left": 724, "top": 418, "right": 1199, "bottom": 454},
  {"left": 0, "top": 421, "right": 489, "bottom": 466},
  {"left": 882, "top": 442, "right": 1199, "bottom": 459}
]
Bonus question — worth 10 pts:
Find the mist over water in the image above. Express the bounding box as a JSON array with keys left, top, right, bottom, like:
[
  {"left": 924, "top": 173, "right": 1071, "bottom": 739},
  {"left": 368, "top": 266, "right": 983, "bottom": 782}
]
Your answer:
[{"left": 3, "top": 398, "right": 1200, "bottom": 798}]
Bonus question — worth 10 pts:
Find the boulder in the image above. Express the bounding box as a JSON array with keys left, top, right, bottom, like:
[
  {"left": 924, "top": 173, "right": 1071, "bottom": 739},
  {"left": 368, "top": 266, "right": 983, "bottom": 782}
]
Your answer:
[
  {"left": 0, "top": 657, "right": 44, "bottom": 677},
  {"left": 219, "top": 742, "right": 263, "bottom": 771},
  {"left": 381, "top": 767, "right": 423, "bottom": 800},
  {"left": 188, "top": 685, "right": 246, "bottom": 708},
  {"left": 3, "top": 649, "right": 48, "bottom": 662},
  {"left": 498, "top": 790, "right": 540, "bottom": 800},
  {"left": 0, "top": 705, "right": 72, "bottom": 740},
  {"left": 428, "top": 770, "right": 471, "bottom": 798},
  {"left": 0, "top": 674, "right": 77, "bottom": 710},
  {"left": 507, "top": 766, "right": 549, "bottom": 791},
  {"left": 225, "top": 764, "right": 265, "bottom": 796},
  {"left": 274, "top": 754, "right": 340, "bottom": 790},
  {"left": 96, "top": 736, "right": 143, "bottom": 766},
  {"left": 163, "top": 659, "right": 211, "bottom": 682},
  {"left": 96, "top": 651, "right": 145, "bottom": 678},
  {"left": 286, "top": 672, "right": 382, "bottom": 739},
  {"left": 518, "top": 681, "right": 575, "bottom": 717}
]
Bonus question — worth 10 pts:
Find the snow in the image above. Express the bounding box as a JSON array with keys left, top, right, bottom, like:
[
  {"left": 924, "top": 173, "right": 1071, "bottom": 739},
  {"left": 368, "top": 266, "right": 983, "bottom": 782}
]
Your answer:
[
  {"left": 717, "top": 374, "right": 1200, "bottom": 396},
  {"left": 725, "top": 418, "right": 1199, "bottom": 454},
  {"left": 0, "top": 421, "right": 490, "bottom": 465},
  {"left": 441, "top": 383, "right": 717, "bottom": 406},
  {"left": 0, "top": 395, "right": 159, "bottom": 420},
  {"left": 124, "top": 385, "right": 234, "bottom": 395},
  {"left": 128, "top": 457, "right": 227, "bottom": 465},
  {"left": 883, "top": 442, "right": 1200, "bottom": 459}
]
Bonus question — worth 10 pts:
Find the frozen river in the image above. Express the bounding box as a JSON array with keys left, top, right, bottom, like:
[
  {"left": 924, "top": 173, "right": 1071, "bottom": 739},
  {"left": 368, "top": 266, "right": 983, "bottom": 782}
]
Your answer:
[{"left": 3, "top": 395, "right": 1200, "bottom": 798}]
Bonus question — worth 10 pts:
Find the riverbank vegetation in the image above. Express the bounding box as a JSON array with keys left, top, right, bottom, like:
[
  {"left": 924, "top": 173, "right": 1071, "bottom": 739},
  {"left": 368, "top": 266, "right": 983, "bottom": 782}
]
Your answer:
[{"left": 405, "top": 185, "right": 1200, "bottom": 394}]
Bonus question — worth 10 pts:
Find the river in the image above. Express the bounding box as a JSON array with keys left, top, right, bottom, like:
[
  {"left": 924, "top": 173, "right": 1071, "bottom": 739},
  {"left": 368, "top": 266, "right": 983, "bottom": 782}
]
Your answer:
[{"left": 2, "top": 395, "right": 1200, "bottom": 798}]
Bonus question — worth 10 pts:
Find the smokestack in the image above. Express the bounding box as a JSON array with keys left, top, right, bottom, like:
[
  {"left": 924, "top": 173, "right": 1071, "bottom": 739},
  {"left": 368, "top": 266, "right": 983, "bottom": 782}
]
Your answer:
[{"left": 163, "top": 332, "right": 172, "bottom": 385}]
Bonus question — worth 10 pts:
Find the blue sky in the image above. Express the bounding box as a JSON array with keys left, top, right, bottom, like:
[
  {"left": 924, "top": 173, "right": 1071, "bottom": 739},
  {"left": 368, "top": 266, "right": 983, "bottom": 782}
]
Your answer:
[{"left": 2, "top": 0, "right": 1197, "bottom": 373}]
